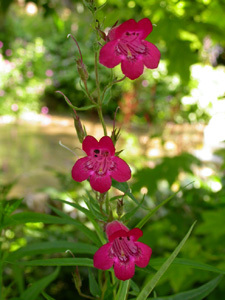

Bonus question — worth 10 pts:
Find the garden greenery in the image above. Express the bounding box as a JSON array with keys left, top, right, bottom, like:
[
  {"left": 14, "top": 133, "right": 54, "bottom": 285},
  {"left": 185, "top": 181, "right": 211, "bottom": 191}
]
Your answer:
[{"left": 0, "top": 0, "right": 225, "bottom": 299}]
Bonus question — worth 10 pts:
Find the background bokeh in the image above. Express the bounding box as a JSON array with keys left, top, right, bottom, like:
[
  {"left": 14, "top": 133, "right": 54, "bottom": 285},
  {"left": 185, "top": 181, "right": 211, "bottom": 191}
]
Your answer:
[{"left": 0, "top": 0, "right": 225, "bottom": 299}]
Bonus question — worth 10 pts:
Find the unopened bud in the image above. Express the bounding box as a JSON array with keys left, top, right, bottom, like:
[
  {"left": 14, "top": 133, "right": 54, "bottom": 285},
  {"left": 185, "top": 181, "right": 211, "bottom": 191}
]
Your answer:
[
  {"left": 117, "top": 198, "right": 124, "bottom": 218},
  {"left": 96, "top": 28, "right": 107, "bottom": 41},
  {"left": 83, "top": 0, "right": 96, "bottom": 13},
  {"left": 73, "top": 114, "right": 86, "bottom": 143},
  {"left": 76, "top": 58, "right": 89, "bottom": 82},
  {"left": 111, "top": 127, "right": 121, "bottom": 145},
  {"left": 73, "top": 266, "right": 82, "bottom": 291}
]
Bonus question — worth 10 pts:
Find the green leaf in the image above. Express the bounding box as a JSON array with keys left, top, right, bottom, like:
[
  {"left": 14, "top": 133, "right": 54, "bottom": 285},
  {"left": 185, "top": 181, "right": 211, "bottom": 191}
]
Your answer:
[
  {"left": 7, "top": 241, "right": 97, "bottom": 262},
  {"left": 150, "top": 258, "right": 225, "bottom": 275},
  {"left": 102, "top": 86, "right": 112, "bottom": 105},
  {"left": 147, "top": 275, "right": 223, "bottom": 300},
  {"left": 2, "top": 211, "right": 100, "bottom": 246},
  {"left": 121, "top": 194, "right": 145, "bottom": 222},
  {"left": 137, "top": 222, "right": 196, "bottom": 300},
  {"left": 56, "top": 199, "right": 106, "bottom": 245},
  {"left": 96, "top": 2, "right": 107, "bottom": 12},
  {"left": 136, "top": 181, "right": 194, "bottom": 229},
  {"left": 115, "top": 280, "right": 130, "bottom": 300},
  {"left": 17, "top": 258, "right": 93, "bottom": 267},
  {"left": 83, "top": 196, "right": 107, "bottom": 222},
  {"left": 130, "top": 279, "right": 140, "bottom": 294},
  {"left": 3, "top": 212, "right": 72, "bottom": 227},
  {"left": 47, "top": 204, "right": 101, "bottom": 246},
  {"left": 112, "top": 180, "right": 147, "bottom": 209},
  {"left": 20, "top": 267, "right": 59, "bottom": 300},
  {"left": 4, "top": 199, "right": 23, "bottom": 217},
  {"left": 88, "top": 268, "right": 101, "bottom": 297},
  {"left": 56, "top": 90, "right": 97, "bottom": 111},
  {"left": 42, "top": 291, "right": 56, "bottom": 300}
]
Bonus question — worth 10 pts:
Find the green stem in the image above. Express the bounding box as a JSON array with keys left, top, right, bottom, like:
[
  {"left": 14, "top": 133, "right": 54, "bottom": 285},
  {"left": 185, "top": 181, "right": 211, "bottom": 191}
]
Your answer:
[
  {"left": 83, "top": 80, "right": 96, "bottom": 105},
  {"left": 97, "top": 106, "right": 107, "bottom": 136},
  {"left": 94, "top": 52, "right": 107, "bottom": 136},
  {"left": 95, "top": 52, "right": 101, "bottom": 103},
  {"left": 0, "top": 231, "right": 3, "bottom": 300}
]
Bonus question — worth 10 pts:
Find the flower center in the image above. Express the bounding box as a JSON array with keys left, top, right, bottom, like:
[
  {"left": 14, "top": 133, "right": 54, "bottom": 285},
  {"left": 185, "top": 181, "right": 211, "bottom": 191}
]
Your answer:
[
  {"left": 116, "top": 31, "right": 147, "bottom": 60},
  {"left": 85, "top": 149, "right": 116, "bottom": 176},
  {"left": 111, "top": 236, "right": 139, "bottom": 262}
]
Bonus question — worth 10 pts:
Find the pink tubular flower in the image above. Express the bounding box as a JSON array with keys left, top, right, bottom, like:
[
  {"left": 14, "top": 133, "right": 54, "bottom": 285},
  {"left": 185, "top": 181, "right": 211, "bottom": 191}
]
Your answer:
[
  {"left": 94, "top": 221, "right": 152, "bottom": 281},
  {"left": 71, "top": 136, "right": 131, "bottom": 193},
  {"left": 99, "top": 18, "right": 160, "bottom": 80}
]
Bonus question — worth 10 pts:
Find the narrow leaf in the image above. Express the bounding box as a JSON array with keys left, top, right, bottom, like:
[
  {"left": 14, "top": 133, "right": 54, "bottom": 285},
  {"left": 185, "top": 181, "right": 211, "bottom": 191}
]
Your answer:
[
  {"left": 136, "top": 181, "right": 194, "bottom": 229},
  {"left": 4, "top": 199, "right": 23, "bottom": 217},
  {"left": 102, "top": 86, "right": 112, "bottom": 105},
  {"left": 121, "top": 194, "right": 145, "bottom": 222},
  {"left": 56, "top": 199, "right": 106, "bottom": 244},
  {"left": 7, "top": 241, "right": 97, "bottom": 261},
  {"left": 137, "top": 222, "right": 196, "bottom": 300},
  {"left": 3, "top": 211, "right": 100, "bottom": 246},
  {"left": 16, "top": 258, "right": 93, "bottom": 267},
  {"left": 56, "top": 90, "right": 97, "bottom": 111},
  {"left": 148, "top": 275, "right": 223, "bottom": 300},
  {"left": 42, "top": 291, "right": 56, "bottom": 300},
  {"left": 48, "top": 204, "right": 101, "bottom": 246},
  {"left": 112, "top": 180, "right": 147, "bottom": 209},
  {"left": 20, "top": 267, "right": 59, "bottom": 300},
  {"left": 88, "top": 268, "right": 101, "bottom": 297},
  {"left": 150, "top": 258, "right": 225, "bottom": 275},
  {"left": 115, "top": 280, "right": 130, "bottom": 300}
]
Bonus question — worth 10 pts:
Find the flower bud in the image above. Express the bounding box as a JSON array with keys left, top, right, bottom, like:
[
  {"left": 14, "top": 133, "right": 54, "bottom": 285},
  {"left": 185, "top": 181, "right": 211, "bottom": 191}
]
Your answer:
[
  {"left": 117, "top": 198, "right": 124, "bottom": 218},
  {"left": 72, "top": 266, "right": 82, "bottom": 292},
  {"left": 111, "top": 127, "right": 121, "bottom": 146},
  {"left": 83, "top": 0, "right": 96, "bottom": 13},
  {"left": 73, "top": 114, "right": 86, "bottom": 143},
  {"left": 76, "top": 58, "right": 89, "bottom": 82}
]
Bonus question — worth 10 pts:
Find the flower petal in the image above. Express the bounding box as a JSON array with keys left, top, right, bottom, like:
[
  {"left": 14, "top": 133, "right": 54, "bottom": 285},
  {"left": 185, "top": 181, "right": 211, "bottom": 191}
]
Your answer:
[
  {"left": 89, "top": 174, "right": 112, "bottom": 193},
  {"left": 71, "top": 157, "right": 90, "bottom": 182},
  {"left": 134, "top": 242, "right": 152, "bottom": 268},
  {"left": 93, "top": 243, "right": 114, "bottom": 270},
  {"left": 136, "top": 18, "right": 153, "bottom": 39},
  {"left": 99, "top": 40, "right": 121, "bottom": 68},
  {"left": 114, "top": 259, "right": 135, "bottom": 281},
  {"left": 99, "top": 136, "right": 115, "bottom": 155},
  {"left": 129, "top": 228, "right": 143, "bottom": 241},
  {"left": 110, "top": 156, "right": 131, "bottom": 182},
  {"left": 109, "top": 19, "right": 137, "bottom": 40},
  {"left": 142, "top": 41, "right": 161, "bottom": 69},
  {"left": 82, "top": 136, "right": 99, "bottom": 155},
  {"left": 106, "top": 221, "right": 129, "bottom": 241},
  {"left": 121, "top": 59, "right": 144, "bottom": 80}
]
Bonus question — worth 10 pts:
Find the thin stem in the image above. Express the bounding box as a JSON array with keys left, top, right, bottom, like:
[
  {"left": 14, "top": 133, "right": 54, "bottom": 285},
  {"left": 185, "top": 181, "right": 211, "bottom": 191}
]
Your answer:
[
  {"left": 111, "top": 272, "right": 116, "bottom": 300},
  {"left": 0, "top": 230, "right": 3, "bottom": 300},
  {"left": 94, "top": 52, "right": 107, "bottom": 136},
  {"left": 83, "top": 80, "right": 97, "bottom": 105},
  {"left": 101, "top": 76, "right": 126, "bottom": 102},
  {"left": 67, "top": 34, "right": 83, "bottom": 63},
  {"left": 95, "top": 52, "right": 101, "bottom": 103},
  {"left": 100, "top": 273, "right": 108, "bottom": 300},
  {"left": 105, "top": 193, "right": 109, "bottom": 215},
  {"left": 97, "top": 106, "right": 107, "bottom": 136}
]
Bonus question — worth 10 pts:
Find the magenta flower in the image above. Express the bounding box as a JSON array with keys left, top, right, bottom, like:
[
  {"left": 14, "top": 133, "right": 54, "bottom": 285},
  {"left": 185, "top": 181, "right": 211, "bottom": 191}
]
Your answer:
[
  {"left": 99, "top": 18, "right": 160, "bottom": 80},
  {"left": 93, "top": 221, "right": 152, "bottom": 281},
  {"left": 71, "top": 136, "right": 131, "bottom": 193}
]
